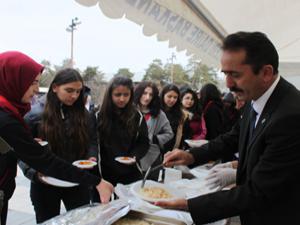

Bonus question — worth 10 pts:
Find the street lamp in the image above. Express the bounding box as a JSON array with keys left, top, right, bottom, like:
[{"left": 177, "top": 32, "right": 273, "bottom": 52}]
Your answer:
[{"left": 66, "top": 17, "right": 81, "bottom": 67}]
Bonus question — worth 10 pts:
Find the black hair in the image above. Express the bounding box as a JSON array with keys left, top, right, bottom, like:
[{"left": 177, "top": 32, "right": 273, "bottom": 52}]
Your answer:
[
  {"left": 99, "top": 76, "right": 137, "bottom": 139},
  {"left": 222, "top": 31, "right": 279, "bottom": 75},
  {"left": 200, "top": 83, "right": 222, "bottom": 108},
  {"left": 160, "top": 84, "right": 183, "bottom": 123},
  {"left": 180, "top": 88, "right": 201, "bottom": 119},
  {"left": 134, "top": 81, "right": 160, "bottom": 117},
  {"left": 41, "top": 68, "right": 88, "bottom": 157}
]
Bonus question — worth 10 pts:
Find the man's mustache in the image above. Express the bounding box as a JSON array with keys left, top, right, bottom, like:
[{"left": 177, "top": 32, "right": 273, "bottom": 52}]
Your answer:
[{"left": 230, "top": 86, "right": 243, "bottom": 93}]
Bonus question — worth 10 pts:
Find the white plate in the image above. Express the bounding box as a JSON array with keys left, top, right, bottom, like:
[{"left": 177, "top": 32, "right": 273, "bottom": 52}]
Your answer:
[
  {"left": 72, "top": 160, "right": 97, "bottom": 169},
  {"left": 184, "top": 139, "right": 208, "bottom": 148},
  {"left": 115, "top": 156, "right": 136, "bottom": 165},
  {"left": 40, "top": 176, "right": 78, "bottom": 187},
  {"left": 131, "top": 180, "right": 185, "bottom": 202},
  {"left": 39, "top": 141, "right": 48, "bottom": 146}
]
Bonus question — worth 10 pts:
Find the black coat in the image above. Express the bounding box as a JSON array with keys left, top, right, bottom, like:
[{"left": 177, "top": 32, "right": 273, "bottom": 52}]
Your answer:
[
  {"left": 187, "top": 78, "right": 300, "bottom": 225},
  {"left": 203, "top": 100, "right": 225, "bottom": 140},
  {"left": 163, "top": 110, "right": 191, "bottom": 151},
  {"left": 99, "top": 111, "right": 149, "bottom": 186},
  {"left": 0, "top": 110, "right": 100, "bottom": 201},
  {"left": 19, "top": 104, "right": 98, "bottom": 182}
]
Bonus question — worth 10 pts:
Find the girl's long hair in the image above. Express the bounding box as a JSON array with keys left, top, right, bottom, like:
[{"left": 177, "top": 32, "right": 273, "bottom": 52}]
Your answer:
[
  {"left": 180, "top": 88, "right": 201, "bottom": 119},
  {"left": 99, "top": 76, "right": 137, "bottom": 140},
  {"left": 160, "top": 84, "right": 183, "bottom": 123},
  {"left": 134, "top": 81, "right": 160, "bottom": 117},
  {"left": 200, "top": 83, "right": 222, "bottom": 108},
  {"left": 40, "top": 68, "right": 88, "bottom": 157}
]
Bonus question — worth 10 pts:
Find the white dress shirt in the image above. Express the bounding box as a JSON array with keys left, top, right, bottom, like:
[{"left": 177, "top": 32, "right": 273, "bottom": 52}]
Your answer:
[{"left": 252, "top": 75, "right": 280, "bottom": 127}]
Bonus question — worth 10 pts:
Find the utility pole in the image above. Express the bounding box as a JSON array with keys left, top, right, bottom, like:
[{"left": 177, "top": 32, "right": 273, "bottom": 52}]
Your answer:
[
  {"left": 66, "top": 17, "right": 81, "bottom": 68},
  {"left": 170, "top": 52, "right": 176, "bottom": 83},
  {"left": 193, "top": 59, "right": 201, "bottom": 89}
]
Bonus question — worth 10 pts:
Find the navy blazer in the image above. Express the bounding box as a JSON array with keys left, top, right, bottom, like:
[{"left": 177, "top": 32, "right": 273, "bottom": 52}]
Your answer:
[{"left": 187, "top": 78, "right": 300, "bottom": 225}]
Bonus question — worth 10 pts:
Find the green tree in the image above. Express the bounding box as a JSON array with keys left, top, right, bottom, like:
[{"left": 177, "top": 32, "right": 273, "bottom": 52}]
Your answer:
[
  {"left": 82, "top": 66, "right": 105, "bottom": 83},
  {"left": 114, "top": 68, "right": 134, "bottom": 79},
  {"left": 82, "top": 66, "right": 105, "bottom": 104},
  {"left": 52, "top": 58, "right": 73, "bottom": 72},
  {"left": 164, "top": 63, "right": 190, "bottom": 86},
  {"left": 39, "top": 60, "right": 56, "bottom": 87},
  {"left": 187, "top": 58, "right": 218, "bottom": 89},
  {"left": 143, "top": 59, "right": 168, "bottom": 83}
]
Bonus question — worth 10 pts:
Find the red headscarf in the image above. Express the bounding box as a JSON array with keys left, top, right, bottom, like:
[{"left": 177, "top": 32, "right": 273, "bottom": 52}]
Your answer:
[{"left": 0, "top": 51, "right": 44, "bottom": 124}]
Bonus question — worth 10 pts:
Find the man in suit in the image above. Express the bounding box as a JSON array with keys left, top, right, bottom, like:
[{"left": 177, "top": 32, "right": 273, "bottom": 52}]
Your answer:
[{"left": 155, "top": 32, "right": 300, "bottom": 225}]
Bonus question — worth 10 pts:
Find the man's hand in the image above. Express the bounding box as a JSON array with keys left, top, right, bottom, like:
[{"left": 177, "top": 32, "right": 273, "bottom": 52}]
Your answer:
[
  {"left": 154, "top": 198, "right": 188, "bottom": 210},
  {"left": 206, "top": 167, "right": 237, "bottom": 190},
  {"left": 211, "top": 161, "right": 233, "bottom": 170},
  {"left": 163, "top": 149, "right": 195, "bottom": 167},
  {"left": 96, "top": 179, "right": 114, "bottom": 203}
]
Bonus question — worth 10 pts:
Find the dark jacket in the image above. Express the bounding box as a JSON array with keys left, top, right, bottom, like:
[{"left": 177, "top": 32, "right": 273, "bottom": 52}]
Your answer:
[
  {"left": 0, "top": 109, "right": 100, "bottom": 201},
  {"left": 19, "top": 101, "right": 98, "bottom": 182},
  {"left": 163, "top": 110, "right": 191, "bottom": 151},
  {"left": 99, "top": 110, "right": 149, "bottom": 186},
  {"left": 202, "top": 100, "right": 225, "bottom": 140},
  {"left": 187, "top": 78, "right": 300, "bottom": 225}
]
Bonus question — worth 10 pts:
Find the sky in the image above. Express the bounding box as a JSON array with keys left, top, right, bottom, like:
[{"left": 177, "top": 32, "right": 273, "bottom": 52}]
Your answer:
[{"left": 0, "top": 0, "right": 190, "bottom": 81}]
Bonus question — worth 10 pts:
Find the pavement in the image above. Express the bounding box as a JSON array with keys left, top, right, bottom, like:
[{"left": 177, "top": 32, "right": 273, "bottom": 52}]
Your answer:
[
  {"left": 7, "top": 168, "right": 36, "bottom": 225},
  {"left": 7, "top": 168, "right": 66, "bottom": 225}
]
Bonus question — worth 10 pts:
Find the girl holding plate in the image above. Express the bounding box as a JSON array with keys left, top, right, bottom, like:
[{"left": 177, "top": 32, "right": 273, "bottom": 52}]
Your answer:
[
  {"left": 0, "top": 51, "right": 113, "bottom": 225},
  {"left": 19, "top": 68, "right": 99, "bottom": 223},
  {"left": 134, "top": 82, "right": 173, "bottom": 175},
  {"left": 97, "top": 76, "right": 149, "bottom": 186}
]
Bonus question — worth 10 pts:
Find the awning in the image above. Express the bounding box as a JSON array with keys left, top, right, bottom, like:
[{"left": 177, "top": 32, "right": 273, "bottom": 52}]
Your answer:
[
  {"left": 75, "top": 0, "right": 300, "bottom": 69},
  {"left": 200, "top": 0, "right": 300, "bottom": 64},
  {"left": 75, "top": 0, "right": 227, "bottom": 67}
]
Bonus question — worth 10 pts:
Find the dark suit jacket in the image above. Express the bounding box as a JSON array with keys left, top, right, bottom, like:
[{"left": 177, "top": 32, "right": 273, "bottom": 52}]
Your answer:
[{"left": 187, "top": 78, "right": 300, "bottom": 225}]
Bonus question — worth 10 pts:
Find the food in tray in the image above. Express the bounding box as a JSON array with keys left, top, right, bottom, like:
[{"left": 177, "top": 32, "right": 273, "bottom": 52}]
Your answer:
[
  {"left": 139, "top": 186, "right": 173, "bottom": 199},
  {"left": 113, "top": 218, "right": 153, "bottom": 225}
]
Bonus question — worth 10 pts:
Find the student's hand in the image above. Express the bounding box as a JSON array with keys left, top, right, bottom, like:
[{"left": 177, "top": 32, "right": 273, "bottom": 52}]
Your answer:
[
  {"left": 34, "top": 138, "right": 43, "bottom": 143},
  {"left": 96, "top": 179, "right": 114, "bottom": 203},
  {"left": 36, "top": 172, "right": 48, "bottom": 184},
  {"left": 155, "top": 198, "right": 188, "bottom": 210},
  {"left": 163, "top": 149, "right": 195, "bottom": 167},
  {"left": 88, "top": 157, "right": 97, "bottom": 162}
]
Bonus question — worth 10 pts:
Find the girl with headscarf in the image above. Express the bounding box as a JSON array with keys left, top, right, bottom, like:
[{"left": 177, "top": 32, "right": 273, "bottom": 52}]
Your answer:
[{"left": 0, "top": 51, "right": 113, "bottom": 225}]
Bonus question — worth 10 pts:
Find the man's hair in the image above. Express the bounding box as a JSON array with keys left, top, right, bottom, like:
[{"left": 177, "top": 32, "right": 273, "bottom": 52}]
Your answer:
[{"left": 222, "top": 32, "right": 279, "bottom": 75}]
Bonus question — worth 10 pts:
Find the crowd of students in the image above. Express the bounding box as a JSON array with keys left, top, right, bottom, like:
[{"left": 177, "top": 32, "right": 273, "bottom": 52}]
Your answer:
[
  {"left": 0, "top": 50, "right": 245, "bottom": 224},
  {"left": 2, "top": 31, "right": 300, "bottom": 225}
]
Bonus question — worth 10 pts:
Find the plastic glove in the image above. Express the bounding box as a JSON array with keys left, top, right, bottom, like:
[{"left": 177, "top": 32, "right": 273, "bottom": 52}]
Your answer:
[
  {"left": 205, "top": 167, "right": 237, "bottom": 191},
  {"left": 211, "top": 162, "right": 233, "bottom": 170}
]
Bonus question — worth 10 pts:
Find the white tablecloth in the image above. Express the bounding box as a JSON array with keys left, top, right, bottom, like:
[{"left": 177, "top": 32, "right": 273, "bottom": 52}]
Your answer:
[{"left": 115, "top": 164, "right": 226, "bottom": 225}]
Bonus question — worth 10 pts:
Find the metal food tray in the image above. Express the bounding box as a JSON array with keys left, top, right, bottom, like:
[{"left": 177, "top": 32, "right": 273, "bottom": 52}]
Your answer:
[{"left": 115, "top": 210, "right": 187, "bottom": 225}]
